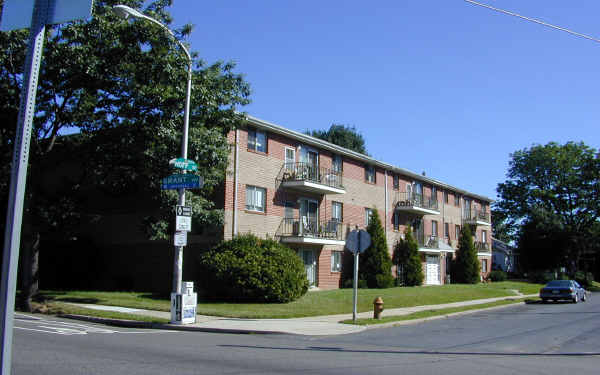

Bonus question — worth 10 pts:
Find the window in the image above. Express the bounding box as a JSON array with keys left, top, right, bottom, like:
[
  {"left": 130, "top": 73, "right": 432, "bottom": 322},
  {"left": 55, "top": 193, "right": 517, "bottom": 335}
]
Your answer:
[
  {"left": 245, "top": 185, "right": 266, "bottom": 212},
  {"left": 482, "top": 230, "right": 487, "bottom": 243},
  {"left": 332, "top": 154, "right": 343, "bottom": 173},
  {"left": 444, "top": 191, "right": 449, "bottom": 204},
  {"left": 393, "top": 174, "right": 399, "bottom": 190},
  {"left": 365, "top": 165, "right": 375, "bottom": 183},
  {"left": 332, "top": 201, "right": 343, "bottom": 222},
  {"left": 481, "top": 259, "right": 488, "bottom": 273},
  {"left": 285, "top": 147, "right": 295, "bottom": 168},
  {"left": 393, "top": 211, "right": 400, "bottom": 231},
  {"left": 365, "top": 208, "right": 373, "bottom": 226},
  {"left": 247, "top": 128, "right": 266, "bottom": 153},
  {"left": 444, "top": 223, "right": 449, "bottom": 239},
  {"left": 431, "top": 186, "right": 437, "bottom": 201},
  {"left": 331, "top": 251, "right": 342, "bottom": 272},
  {"left": 455, "top": 225, "right": 460, "bottom": 240},
  {"left": 454, "top": 194, "right": 460, "bottom": 206},
  {"left": 432, "top": 220, "right": 438, "bottom": 237}
]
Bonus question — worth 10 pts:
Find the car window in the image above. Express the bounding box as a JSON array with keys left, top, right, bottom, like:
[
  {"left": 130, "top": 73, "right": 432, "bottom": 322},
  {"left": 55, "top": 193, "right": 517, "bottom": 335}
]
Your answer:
[
  {"left": 546, "top": 280, "right": 570, "bottom": 287},
  {"left": 573, "top": 281, "right": 581, "bottom": 288}
]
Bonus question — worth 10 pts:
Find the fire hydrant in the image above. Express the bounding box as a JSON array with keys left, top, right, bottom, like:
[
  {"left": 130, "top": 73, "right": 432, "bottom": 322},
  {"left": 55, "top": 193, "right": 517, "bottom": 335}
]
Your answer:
[{"left": 373, "top": 297, "right": 384, "bottom": 319}]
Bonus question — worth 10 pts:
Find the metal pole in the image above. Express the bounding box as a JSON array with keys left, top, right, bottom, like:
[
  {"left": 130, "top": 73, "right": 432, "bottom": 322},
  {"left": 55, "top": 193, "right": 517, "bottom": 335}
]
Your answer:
[
  {"left": 172, "top": 56, "right": 193, "bottom": 297},
  {"left": 352, "top": 251, "right": 359, "bottom": 323},
  {"left": 1, "top": 1, "right": 48, "bottom": 374}
]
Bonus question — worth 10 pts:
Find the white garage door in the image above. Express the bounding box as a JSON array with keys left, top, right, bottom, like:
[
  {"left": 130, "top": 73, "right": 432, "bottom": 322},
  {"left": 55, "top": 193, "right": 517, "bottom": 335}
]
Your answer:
[{"left": 426, "top": 255, "right": 441, "bottom": 285}]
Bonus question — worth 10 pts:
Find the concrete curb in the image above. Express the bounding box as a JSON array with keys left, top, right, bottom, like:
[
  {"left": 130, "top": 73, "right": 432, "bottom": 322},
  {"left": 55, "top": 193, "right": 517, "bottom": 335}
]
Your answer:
[
  {"left": 59, "top": 314, "right": 286, "bottom": 335},
  {"left": 361, "top": 299, "right": 531, "bottom": 330}
]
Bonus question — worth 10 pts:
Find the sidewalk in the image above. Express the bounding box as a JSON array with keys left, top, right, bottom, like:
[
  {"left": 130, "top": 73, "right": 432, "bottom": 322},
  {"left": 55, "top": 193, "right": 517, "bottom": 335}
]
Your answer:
[{"left": 62, "top": 294, "right": 536, "bottom": 336}]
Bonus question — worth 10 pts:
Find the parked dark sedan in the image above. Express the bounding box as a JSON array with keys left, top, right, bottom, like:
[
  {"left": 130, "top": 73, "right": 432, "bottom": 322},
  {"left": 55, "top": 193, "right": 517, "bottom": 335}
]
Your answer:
[{"left": 540, "top": 280, "right": 587, "bottom": 303}]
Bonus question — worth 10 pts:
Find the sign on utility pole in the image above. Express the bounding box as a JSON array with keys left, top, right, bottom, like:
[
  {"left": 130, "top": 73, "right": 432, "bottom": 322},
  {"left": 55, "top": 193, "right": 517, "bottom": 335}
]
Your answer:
[
  {"left": 345, "top": 229, "right": 371, "bottom": 323},
  {"left": 0, "top": 2, "right": 94, "bottom": 375}
]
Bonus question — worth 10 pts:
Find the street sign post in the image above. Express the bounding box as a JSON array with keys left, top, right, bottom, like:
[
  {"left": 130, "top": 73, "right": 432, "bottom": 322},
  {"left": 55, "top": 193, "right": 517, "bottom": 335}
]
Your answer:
[
  {"left": 345, "top": 229, "right": 371, "bottom": 323},
  {"left": 0, "top": 2, "right": 94, "bottom": 375},
  {"left": 169, "top": 158, "right": 198, "bottom": 171},
  {"left": 175, "top": 205, "right": 192, "bottom": 232},
  {"left": 161, "top": 174, "right": 203, "bottom": 190}
]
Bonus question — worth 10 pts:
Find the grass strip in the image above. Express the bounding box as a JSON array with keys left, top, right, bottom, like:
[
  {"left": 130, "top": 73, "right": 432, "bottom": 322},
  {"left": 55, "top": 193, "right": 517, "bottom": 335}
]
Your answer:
[
  {"left": 341, "top": 298, "right": 533, "bottom": 325},
  {"left": 31, "top": 301, "right": 169, "bottom": 324},
  {"left": 36, "top": 281, "right": 542, "bottom": 319}
]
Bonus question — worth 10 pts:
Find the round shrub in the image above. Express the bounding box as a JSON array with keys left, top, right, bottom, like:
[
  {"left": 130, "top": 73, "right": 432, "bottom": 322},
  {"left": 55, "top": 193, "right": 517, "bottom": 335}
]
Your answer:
[
  {"left": 488, "top": 270, "right": 507, "bottom": 282},
  {"left": 197, "top": 234, "right": 308, "bottom": 303}
]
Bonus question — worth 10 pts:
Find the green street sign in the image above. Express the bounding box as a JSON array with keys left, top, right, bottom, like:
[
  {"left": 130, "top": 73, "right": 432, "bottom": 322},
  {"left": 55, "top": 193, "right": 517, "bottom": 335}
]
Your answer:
[
  {"left": 169, "top": 158, "right": 198, "bottom": 171},
  {"left": 161, "top": 174, "right": 204, "bottom": 190}
]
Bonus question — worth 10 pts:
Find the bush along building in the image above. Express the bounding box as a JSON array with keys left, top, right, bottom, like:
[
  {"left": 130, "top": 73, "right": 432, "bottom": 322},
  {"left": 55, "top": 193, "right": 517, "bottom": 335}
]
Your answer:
[{"left": 220, "top": 116, "right": 493, "bottom": 288}]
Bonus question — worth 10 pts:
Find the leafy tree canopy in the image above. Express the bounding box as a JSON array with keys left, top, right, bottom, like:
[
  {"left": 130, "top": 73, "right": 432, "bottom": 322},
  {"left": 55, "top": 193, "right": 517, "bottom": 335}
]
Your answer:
[
  {"left": 495, "top": 142, "right": 600, "bottom": 272},
  {"left": 1, "top": 0, "right": 250, "bottom": 309},
  {"left": 306, "top": 123, "right": 368, "bottom": 155}
]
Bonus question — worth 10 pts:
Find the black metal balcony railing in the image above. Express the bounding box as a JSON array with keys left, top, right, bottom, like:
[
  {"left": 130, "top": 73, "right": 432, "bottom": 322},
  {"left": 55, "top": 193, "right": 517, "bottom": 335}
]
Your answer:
[
  {"left": 280, "top": 162, "right": 344, "bottom": 190},
  {"left": 278, "top": 217, "right": 345, "bottom": 241},
  {"left": 474, "top": 241, "right": 491, "bottom": 252},
  {"left": 395, "top": 192, "right": 439, "bottom": 211},
  {"left": 463, "top": 208, "right": 491, "bottom": 223},
  {"left": 415, "top": 233, "right": 440, "bottom": 250}
]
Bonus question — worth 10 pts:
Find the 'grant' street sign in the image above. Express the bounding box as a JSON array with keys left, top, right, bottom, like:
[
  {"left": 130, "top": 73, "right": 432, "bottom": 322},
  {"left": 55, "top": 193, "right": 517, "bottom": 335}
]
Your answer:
[{"left": 161, "top": 174, "right": 203, "bottom": 190}]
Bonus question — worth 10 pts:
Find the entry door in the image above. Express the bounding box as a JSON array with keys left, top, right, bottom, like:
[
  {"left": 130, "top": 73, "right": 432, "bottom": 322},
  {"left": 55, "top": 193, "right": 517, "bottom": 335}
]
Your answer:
[
  {"left": 426, "top": 255, "right": 441, "bottom": 285},
  {"left": 299, "top": 249, "right": 317, "bottom": 286},
  {"left": 300, "top": 199, "right": 319, "bottom": 236}
]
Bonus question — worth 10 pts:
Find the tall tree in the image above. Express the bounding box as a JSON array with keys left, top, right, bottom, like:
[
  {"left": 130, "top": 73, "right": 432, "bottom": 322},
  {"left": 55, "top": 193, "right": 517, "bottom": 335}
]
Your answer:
[
  {"left": 393, "top": 227, "right": 424, "bottom": 286},
  {"left": 360, "top": 209, "right": 393, "bottom": 288},
  {"left": 451, "top": 225, "right": 480, "bottom": 284},
  {"left": 0, "top": 0, "right": 250, "bottom": 310},
  {"left": 306, "top": 123, "right": 368, "bottom": 155},
  {"left": 495, "top": 142, "right": 600, "bottom": 273}
]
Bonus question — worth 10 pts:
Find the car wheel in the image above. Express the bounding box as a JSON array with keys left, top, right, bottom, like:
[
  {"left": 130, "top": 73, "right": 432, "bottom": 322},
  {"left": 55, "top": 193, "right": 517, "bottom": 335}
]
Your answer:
[
  {"left": 582, "top": 293, "right": 587, "bottom": 302},
  {"left": 573, "top": 294, "right": 578, "bottom": 303}
]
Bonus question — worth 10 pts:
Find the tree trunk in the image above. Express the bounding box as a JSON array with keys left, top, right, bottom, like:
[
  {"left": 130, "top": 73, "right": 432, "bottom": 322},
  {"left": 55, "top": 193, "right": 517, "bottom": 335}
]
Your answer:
[{"left": 19, "top": 225, "right": 40, "bottom": 312}]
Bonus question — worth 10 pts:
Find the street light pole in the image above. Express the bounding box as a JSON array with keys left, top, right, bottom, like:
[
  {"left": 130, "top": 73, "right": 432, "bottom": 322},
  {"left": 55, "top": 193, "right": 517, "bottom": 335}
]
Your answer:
[{"left": 113, "top": 5, "right": 192, "bottom": 297}]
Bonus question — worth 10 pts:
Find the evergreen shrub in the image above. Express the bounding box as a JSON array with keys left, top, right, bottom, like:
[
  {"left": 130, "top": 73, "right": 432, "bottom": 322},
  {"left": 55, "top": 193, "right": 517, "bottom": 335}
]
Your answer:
[{"left": 197, "top": 234, "right": 308, "bottom": 302}]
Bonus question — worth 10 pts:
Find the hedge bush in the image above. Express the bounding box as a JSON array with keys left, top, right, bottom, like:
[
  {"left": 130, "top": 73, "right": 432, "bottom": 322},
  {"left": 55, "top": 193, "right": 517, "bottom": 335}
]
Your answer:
[
  {"left": 196, "top": 234, "right": 308, "bottom": 303},
  {"left": 488, "top": 270, "right": 507, "bottom": 282}
]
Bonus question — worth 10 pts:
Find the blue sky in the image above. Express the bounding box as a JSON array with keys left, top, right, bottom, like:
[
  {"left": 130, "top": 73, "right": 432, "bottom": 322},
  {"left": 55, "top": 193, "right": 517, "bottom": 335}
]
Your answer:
[{"left": 168, "top": 0, "right": 600, "bottom": 201}]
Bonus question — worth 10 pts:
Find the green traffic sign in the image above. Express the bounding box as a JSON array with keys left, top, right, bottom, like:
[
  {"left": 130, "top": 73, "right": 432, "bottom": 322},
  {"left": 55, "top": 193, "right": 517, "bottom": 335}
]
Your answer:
[{"left": 169, "top": 158, "right": 198, "bottom": 171}]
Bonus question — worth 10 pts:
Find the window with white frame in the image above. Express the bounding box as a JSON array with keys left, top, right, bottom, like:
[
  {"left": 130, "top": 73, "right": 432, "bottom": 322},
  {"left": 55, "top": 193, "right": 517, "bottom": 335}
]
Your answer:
[
  {"left": 393, "top": 211, "right": 400, "bottom": 231},
  {"left": 285, "top": 147, "right": 295, "bottom": 169},
  {"left": 247, "top": 128, "right": 267, "bottom": 153},
  {"left": 444, "top": 223, "right": 449, "bottom": 239},
  {"left": 365, "top": 208, "right": 373, "bottom": 226},
  {"left": 365, "top": 165, "right": 375, "bottom": 183},
  {"left": 455, "top": 224, "right": 460, "bottom": 240},
  {"left": 454, "top": 194, "right": 460, "bottom": 206},
  {"left": 431, "top": 186, "right": 437, "bottom": 201},
  {"left": 482, "top": 230, "right": 487, "bottom": 243},
  {"left": 393, "top": 174, "right": 399, "bottom": 190},
  {"left": 444, "top": 191, "right": 449, "bottom": 204},
  {"left": 332, "top": 201, "right": 343, "bottom": 222},
  {"left": 432, "top": 220, "right": 438, "bottom": 237},
  {"left": 245, "top": 185, "right": 266, "bottom": 212},
  {"left": 481, "top": 259, "right": 488, "bottom": 273},
  {"left": 284, "top": 201, "right": 294, "bottom": 219},
  {"left": 331, "top": 251, "right": 342, "bottom": 272}
]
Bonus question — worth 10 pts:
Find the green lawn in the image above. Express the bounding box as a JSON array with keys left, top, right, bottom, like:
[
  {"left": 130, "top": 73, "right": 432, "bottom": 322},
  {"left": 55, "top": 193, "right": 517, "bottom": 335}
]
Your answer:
[{"left": 39, "top": 281, "right": 541, "bottom": 319}]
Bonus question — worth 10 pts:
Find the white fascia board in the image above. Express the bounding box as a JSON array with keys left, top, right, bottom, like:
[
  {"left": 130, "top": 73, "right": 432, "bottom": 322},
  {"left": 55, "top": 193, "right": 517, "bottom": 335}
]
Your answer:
[
  {"left": 245, "top": 115, "right": 494, "bottom": 203},
  {"left": 281, "top": 236, "right": 345, "bottom": 246}
]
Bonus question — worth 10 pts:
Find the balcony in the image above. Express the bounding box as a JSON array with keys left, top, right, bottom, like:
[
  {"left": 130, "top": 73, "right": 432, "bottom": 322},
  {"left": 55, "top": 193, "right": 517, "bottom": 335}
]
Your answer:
[
  {"left": 475, "top": 241, "right": 491, "bottom": 253},
  {"left": 394, "top": 192, "right": 440, "bottom": 215},
  {"left": 414, "top": 234, "right": 454, "bottom": 253},
  {"left": 279, "top": 162, "right": 346, "bottom": 195},
  {"left": 463, "top": 209, "right": 491, "bottom": 226},
  {"left": 278, "top": 217, "right": 346, "bottom": 246}
]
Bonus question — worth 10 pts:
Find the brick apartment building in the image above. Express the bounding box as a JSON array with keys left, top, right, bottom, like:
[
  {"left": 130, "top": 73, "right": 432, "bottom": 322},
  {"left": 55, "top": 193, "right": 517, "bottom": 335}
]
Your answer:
[{"left": 223, "top": 115, "right": 493, "bottom": 289}]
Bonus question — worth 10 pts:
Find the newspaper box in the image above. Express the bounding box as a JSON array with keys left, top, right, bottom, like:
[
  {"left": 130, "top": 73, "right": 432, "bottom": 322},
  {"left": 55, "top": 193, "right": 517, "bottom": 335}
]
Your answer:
[{"left": 170, "top": 281, "right": 197, "bottom": 324}]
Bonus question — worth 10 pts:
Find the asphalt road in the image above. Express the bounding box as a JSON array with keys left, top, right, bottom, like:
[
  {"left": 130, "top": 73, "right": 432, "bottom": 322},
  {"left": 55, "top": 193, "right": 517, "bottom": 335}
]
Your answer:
[{"left": 11, "top": 297, "right": 600, "bottom": 375}]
